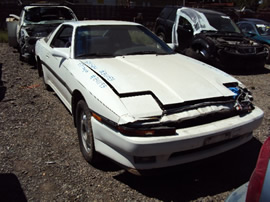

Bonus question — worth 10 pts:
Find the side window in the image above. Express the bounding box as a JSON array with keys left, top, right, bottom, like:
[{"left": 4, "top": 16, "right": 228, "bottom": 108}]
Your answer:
[
  {"left": 168, "top": 10, "right": 176, "bottom": 21},
  {"left": 51, "top": 25, "right": 73, "bottom": 48},
  {"left": 128, "top": 29, "right": 156, "bottom": 47},
  {"left": 179, "top": 17, "right": 192, "bottom": 31},
  {"left": 240, "top": 23, "right": 256, "bottom": 34}
]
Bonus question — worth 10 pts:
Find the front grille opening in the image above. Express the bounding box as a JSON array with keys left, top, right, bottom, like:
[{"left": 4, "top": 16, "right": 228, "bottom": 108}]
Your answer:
[
  {"left": 170, "top": 134, "right": 246, "bottom": 159},
  {"left": 166, "top": 111, "right": 242, "bottom": 129}
]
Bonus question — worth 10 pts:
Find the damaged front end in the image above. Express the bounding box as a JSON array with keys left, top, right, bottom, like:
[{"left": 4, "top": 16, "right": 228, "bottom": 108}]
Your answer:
[
  {"left": 117, "top": 83, "right": 254, "bottom": 137},
  {"left": 217, "top": 36, "right": 267, "bottom": 69},
  {"left": 199, "top": 33, "right": 268, "bottom": 69},
  {"left": 19, "top": 24, "right": 57, "bottom": 61},
  {"left": 94, "top": 83, "right": 263, "bottom": 170}
]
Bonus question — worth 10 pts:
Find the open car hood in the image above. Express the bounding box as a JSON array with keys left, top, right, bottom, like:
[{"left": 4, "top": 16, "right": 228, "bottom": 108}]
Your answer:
[{"left": 81, "top": 54, "right": 237, "bottom": 106}]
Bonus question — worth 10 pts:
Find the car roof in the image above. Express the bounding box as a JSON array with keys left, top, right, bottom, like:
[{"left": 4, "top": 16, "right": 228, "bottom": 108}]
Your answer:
[{"left": 63, "top": 20, "right": 141, "bottom": 27}]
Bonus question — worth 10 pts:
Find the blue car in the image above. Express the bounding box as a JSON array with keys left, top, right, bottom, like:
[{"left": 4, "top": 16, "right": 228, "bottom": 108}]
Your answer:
[{"left": 237, "top": 18, "right": 270, "bottom": 62}]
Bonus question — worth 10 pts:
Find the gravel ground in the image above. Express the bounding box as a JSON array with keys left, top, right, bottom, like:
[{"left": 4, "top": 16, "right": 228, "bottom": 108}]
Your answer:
[{"left": 0, "top": 42, "right": 269, "bottom": 201}]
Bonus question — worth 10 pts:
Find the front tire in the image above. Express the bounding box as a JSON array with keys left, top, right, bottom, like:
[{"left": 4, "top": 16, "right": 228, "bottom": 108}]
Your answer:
[{"left": 76, "top": 100, "right": 97, "bottom": 164}]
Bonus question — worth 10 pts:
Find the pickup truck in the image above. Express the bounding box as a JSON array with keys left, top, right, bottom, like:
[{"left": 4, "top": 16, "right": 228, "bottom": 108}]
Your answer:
[{"left": 155, "top": 7, "right": 268, "bottom": 69}]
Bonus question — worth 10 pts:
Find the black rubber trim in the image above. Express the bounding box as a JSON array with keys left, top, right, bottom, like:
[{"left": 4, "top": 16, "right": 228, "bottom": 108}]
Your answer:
[{"left": 41, "top": 60, "right": 72, "bottom": 95}]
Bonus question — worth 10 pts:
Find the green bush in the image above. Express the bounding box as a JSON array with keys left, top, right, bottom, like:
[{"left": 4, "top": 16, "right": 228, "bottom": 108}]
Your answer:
[{"left": 0, "top": 30, "right": 8, "bottom": 43}]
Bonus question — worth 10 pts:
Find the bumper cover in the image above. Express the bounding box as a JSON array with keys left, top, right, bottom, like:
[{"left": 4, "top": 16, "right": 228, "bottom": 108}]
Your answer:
[{"left": 92, "top": 107, "right": 263, "bottom": 170}]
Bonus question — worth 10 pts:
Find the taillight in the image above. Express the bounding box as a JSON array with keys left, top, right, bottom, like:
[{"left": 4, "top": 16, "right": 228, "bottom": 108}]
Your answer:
[
  {"left": 246, "top": 137, "right": 270, "bottom": 202},
  {"left": 118, "top": 126, "right": 176, "bottom": 137}
]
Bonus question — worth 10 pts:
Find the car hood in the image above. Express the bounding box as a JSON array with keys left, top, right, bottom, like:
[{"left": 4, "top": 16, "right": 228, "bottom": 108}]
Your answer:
[
  {"left": 259, "top": 35, "right": 270, "bottom": 44},
  {"left": 80, "top": 54, "right": 237, "bottom": 105}
]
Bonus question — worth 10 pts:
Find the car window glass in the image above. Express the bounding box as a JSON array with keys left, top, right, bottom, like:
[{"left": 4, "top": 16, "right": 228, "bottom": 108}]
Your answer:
[
  {"left": 256, "top": 23, "right": 270, "bottom": 36},
  {"left": 168, "top": 10, "right": 176, "bottom": 21},
  {"left": 240, "top": 23, "right": 256, "bottom": 34},
  {"left": 204, "top": 13, "right": 241, "bottom": 33},
  {"left": 51, "top": 25, "right": 73, "bottom": 48},
  {"left": 178, "top": 17, "right": 193, "bottom": 31},
  {"left": 74, "top": 25, "right": 174, "bottom": 58},
  {"left": 160, "top": 7, "right": 172, "bottom": 19}
]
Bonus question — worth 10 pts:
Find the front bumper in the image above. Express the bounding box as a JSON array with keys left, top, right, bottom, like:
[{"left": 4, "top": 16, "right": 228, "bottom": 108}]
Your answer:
[
  {"left": 21, "top": 36, "right": 40, "bottom": 61},
  {"left": 218, "top": 49, "right": 267, "bottom": 69},
  {"left": 91, "top": 107, "right": 263, "bottom": 170}
]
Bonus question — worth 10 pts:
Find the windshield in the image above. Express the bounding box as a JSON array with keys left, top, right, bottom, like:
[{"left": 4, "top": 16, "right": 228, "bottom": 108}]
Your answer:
[
  {"left": 204, "top": 13, "right": 241, "bottom": 33},
  {"left": 25, "top": 7, "right": 75, "bottom": 24},
  {"left": 256, "top": 23, "right": 270, "bottom": 36},
  {"left": 74, "top": 25, "right": 174, "bottom": 58}
]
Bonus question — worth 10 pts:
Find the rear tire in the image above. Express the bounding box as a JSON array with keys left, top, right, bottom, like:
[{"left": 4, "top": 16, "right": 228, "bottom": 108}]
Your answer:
[{"left": 76, "top": 100, "right": 97, "bottom": 164}]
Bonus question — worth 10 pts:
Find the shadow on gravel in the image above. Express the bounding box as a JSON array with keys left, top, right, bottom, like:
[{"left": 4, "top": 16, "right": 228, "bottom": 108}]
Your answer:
[
  {"left": 0, "top": 63, "right": 7, "bottom": 101},
  {"left": 114, "top": 137, "right": 262, "bottom": 201},
  {"left": 0, "top": 173, "right": 27, "bottom": 202},
  {"left": 220, "top": 65, "right": 270, "bottom": 76},
  {"left": 92, "top": 155, "right": 123, "bottom": 172}
]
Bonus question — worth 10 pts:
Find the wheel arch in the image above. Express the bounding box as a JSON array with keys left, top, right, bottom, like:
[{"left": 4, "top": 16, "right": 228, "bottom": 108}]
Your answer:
[
  {"left": 72, "top": 90, "right": 86, "bottom": 127},
  {"left": 36, "top": 56, "right": 43, "bottom": 77}
]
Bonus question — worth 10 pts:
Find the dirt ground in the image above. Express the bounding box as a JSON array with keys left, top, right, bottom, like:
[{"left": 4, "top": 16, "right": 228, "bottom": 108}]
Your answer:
[{"left": 0, "top": 42, "right": 269, "bottom": 201}]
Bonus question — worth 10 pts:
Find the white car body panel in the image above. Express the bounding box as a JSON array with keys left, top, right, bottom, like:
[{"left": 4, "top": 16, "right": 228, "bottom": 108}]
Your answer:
[
  {"left": 35, "top": 20, "right": 264, "bottom": 170},
  {"left": 92, "top": 106, "right": 263, "bottom": 169},
  {"left": 81, "top": 54, "right": 237, "bottom": 105},
  {"left": 172, "top": 7, "right": 217, "bottom": 48}
]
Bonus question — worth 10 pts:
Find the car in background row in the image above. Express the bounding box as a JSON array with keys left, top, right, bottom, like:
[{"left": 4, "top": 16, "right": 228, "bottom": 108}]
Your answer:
[
  {"left": 226, "top": 137, "right": 270, "bottom": 202},
  {"left": 155, "top": 7, "right": 268, "bottom": 69},
  {"left": 237, "top": 18, "right": 270, "bottom": 63},
  {"left": 35, "top": 20, "right": 263, "bottom": 172},
  {"left": 7, "top": 4, "right": 77, "bottom": 62}
]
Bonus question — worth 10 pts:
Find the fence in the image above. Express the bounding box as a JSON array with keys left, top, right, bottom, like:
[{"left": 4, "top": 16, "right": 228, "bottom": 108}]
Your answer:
[{"left": 1, "top": 2, "right": 270, "bottom": 31}]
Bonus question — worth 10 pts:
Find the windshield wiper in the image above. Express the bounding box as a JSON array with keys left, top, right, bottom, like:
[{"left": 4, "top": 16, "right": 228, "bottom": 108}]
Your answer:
[{"left": 76, "top": 53, "right": 114, "bottom": 58}]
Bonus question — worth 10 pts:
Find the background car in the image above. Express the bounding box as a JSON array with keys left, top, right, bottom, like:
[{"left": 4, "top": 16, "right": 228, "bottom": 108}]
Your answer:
[
  {"left": 7, "top": 4, "right": 77, "bottom": 62},
  {"left": 155, "top": 7, "right": 268, "bottom": 69},
  {"left": 237, "top": 18, "right": 270, "bottom": 63},
  {"left": 226, "top": 137, "right": 270, "bottom": 202},
  {"left": 35, "top": 20, "right": 263, "bottom": 173}
]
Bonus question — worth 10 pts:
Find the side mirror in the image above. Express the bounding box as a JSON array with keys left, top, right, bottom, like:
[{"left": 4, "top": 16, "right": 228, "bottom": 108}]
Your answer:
[{"left": 52, "top": 48, "right": 70, "bottom": 59}]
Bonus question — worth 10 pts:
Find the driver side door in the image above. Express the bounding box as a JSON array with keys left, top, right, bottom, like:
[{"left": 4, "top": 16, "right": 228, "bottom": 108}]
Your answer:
[{"left": 45, "top": 25, "right": 73, "bottom": 107}]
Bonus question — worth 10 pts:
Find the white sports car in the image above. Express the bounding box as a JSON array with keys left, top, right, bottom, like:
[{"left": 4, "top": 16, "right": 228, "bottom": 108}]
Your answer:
[{"left": 35, "top": 20, "right": 263, "bottom": 171}]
